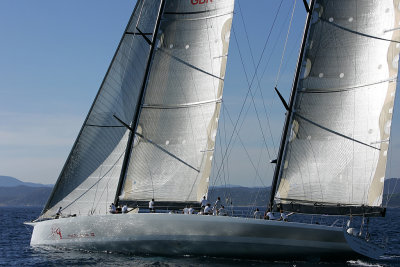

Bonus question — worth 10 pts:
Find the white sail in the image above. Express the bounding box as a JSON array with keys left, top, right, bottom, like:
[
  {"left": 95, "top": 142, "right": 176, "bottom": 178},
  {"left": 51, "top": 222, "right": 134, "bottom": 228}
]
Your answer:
[
  {"left": 119, "top": 0, "right": 235, "bottom": 203},
  {"left": 40, "top": 0, "right": 161, "bottom": 218},
  {"left": 275, "top": 0, "right": 400, "bottom": 213}
]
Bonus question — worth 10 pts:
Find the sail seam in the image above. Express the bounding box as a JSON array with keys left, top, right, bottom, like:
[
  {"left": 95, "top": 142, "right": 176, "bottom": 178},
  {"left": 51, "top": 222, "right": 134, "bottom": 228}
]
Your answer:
[
  {"left": 142, "top": 98, "right": 221, "bottom": 109},
  {"left": 299, "top": 76, "right": 397, "bottom": 94},
  {"left": 86, "top": 124, "right": 125, "bottom": 128},
  {"left": 163, "top": 11, "right": 233, "bottom": 21},
  {"left": 164, "top": 9, "right": 216, "bottom": 15}
]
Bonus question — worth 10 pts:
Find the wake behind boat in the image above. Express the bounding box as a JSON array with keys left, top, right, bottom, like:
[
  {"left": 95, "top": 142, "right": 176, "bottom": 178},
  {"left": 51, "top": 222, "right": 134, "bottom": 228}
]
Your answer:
[{"left": 28, "top": 0, "right": 399, "bottom": 260}]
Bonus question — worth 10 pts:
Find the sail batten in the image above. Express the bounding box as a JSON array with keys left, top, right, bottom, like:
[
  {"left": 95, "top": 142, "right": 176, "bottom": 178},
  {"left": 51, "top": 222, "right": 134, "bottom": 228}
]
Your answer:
[
  {"left": 274, "top": 0, "right": 400, "bottom": 216},
  {"left": 321, "top": 18, "right": 400, "bottom": 44},
  {"left": 299, "top": 77, "right": 397, "bottom": 93},
  {"left": 142, "top": 98, "right": 222, "bottom": 109}
]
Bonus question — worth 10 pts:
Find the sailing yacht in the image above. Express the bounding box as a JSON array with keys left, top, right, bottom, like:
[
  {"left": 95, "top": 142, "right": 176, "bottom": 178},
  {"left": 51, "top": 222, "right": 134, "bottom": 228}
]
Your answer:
[{"left": 28, "top": 0, "right": 398, "bottom": 260}]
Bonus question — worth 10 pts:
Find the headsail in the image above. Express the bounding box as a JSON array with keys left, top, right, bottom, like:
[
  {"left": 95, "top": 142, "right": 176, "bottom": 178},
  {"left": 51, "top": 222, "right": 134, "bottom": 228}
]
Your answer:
[
  {"left": 119, "top": 0, "right": 235, "bottom": 205},
  {"left": 40, "top": 0, "right": 161, "bottom": 218},
  {"left": 275, "top": 0, "right": 400, "bottom": 216}
]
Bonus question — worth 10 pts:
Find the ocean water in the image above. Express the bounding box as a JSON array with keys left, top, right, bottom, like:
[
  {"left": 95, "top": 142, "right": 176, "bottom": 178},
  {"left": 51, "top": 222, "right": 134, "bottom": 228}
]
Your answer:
[{"left": 1, "top": 206, "right": 399, "bottom": 267}]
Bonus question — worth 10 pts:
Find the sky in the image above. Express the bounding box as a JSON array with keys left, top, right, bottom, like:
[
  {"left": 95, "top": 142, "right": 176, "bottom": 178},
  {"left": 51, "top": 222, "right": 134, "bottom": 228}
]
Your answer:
[{"left": 1, "top": 0, "right": 400, "bottom": 187}]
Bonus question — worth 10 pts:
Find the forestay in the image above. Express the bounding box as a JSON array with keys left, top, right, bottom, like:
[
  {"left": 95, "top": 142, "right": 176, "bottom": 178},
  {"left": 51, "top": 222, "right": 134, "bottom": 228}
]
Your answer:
[
  {"left": 119, "top": 0, "right": 235, "bottom": 204},
  {"left": 275, "top": 0, "right": 400, "bottom": 216},
  {"left": 40, "top": 0, "right": 161, "bottom": 218}
]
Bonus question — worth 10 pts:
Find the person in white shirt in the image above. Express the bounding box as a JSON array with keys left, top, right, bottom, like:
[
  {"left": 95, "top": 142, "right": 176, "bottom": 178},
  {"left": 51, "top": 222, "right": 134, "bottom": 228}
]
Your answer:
[
  {"left": 183, "top": 206, "right": 189, "bottom": 214},
  {"left": 254, "top": 208, "right": 262, "bottom": 219},
  {"left": 188, "top": 206, "right": 194, "bottom": 214},
  {"left": 122, "top": 204, "right": 128, "bottom": 214},
  {"left": 265, "top": 209, "right": 276, "bottom": 220},
  {"left": 204, "top": 203, "right": 212, "bottom": 215},
  {"left": 218, "top": 205, "right": 227, "bottom": 216},
  {"left": 200, "top": 196, "right": 208, "bottom": 208},
  {"left": 109, "top": 203, "right": 116, "bottom": 214},
  {"left": 149, "top": 199, "right": 155, "bottom": 213},
  {"left": 279, "top": 209, "right": 288, "bottom": 221}
]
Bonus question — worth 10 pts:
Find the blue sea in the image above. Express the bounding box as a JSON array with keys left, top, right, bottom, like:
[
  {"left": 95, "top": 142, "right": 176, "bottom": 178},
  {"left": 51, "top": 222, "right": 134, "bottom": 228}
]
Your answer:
[{"left": 1, "top": 206, "right": 400, "bottom": 266}]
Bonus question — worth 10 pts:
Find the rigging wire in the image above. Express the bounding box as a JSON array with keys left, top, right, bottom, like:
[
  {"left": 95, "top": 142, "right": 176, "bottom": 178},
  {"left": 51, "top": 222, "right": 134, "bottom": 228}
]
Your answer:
[
  {"left": 229, "top": 0, "right": 298, "bottom": 169},
  {"left": 386, "top": 97, "right": 399, "bottom": 206},
  {"left": 212, "top": 0, "right": 285, "bottom": 186},
  {"left": 274, "top": 0, "right": 297, "bottom": 87},
  {"left": 222, "top": 106, "right": 233, "bottom": 206},
  {"left": 223, "top": 106, "right": 267, "bottom": 187},
  {"left": 210, "top": 104, "right": 268, "bottom": 190},
  {"left": 231, "top": 26, "right": 272, "bottom": 160},
  {"left": 210, "top": 5, "right": 300, "bottom": 215},
  {"left": 237, "top": 1, "right": 277, "bottom": 154},
  {"left": 62, "top": 150, "right": 126, "bottom": 213},
  {"left": 280, "top": 31, "right": 303, "bottom": 81},
  {"left": 258, "top": 6, "right": 294, "bottom": 110},
  {"left": 212, "top": 0, "right": 299, "bottom": 207}
]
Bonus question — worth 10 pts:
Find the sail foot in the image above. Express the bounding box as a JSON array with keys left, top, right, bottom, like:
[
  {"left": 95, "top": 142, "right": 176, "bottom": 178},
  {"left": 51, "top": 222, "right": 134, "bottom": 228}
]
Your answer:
[
  {"left": 119, "top": 200, "right": 199, "bottom": 210},
  {"left": 278, "top": 201, "right": 386, "bottom": 217}
]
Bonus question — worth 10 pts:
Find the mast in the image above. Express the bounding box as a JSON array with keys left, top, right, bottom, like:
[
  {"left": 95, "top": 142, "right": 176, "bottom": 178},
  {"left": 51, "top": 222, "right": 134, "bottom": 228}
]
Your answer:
[
  {"left": 268, "top": 0, "right": 315, "bottom": 209},
  {"left": 114, "top": 0, "right": 166, "bottom": 205}
]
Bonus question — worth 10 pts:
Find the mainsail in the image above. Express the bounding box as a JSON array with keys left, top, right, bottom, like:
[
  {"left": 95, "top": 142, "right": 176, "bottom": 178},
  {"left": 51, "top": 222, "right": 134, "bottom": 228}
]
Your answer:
[
  {"left": 41, "top": 0, "right": 161, "bottom": 218},
  {"left": 274, "top": 0, "right": 400, "bottom": 216},
  {"left": 41, "top": 0, "right": 235, "bottom": 217},
  {"left": 119, "top": 0, "right": 235, "bottom": 204}
]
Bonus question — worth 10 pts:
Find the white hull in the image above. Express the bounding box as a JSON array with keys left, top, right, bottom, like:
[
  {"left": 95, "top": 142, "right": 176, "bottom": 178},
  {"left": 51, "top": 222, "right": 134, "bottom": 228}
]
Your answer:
[{"left": 29, "top": 213, "right": 357, "bottom": 259}]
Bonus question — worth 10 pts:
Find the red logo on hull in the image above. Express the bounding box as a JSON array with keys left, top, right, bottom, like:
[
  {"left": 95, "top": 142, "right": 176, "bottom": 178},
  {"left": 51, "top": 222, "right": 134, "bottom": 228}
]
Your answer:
[
  {"left": 191, "top": 0, "right": 213, "bottom": 5},
  {"left": 51, "top": 227, "right": 63, "bottom": 239}
]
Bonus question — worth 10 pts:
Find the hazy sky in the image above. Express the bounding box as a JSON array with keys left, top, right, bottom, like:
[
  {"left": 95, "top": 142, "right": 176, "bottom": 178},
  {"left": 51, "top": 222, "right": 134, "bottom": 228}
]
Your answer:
[{"left": 1, "top": 0, "right": 400, "bottom": 187}]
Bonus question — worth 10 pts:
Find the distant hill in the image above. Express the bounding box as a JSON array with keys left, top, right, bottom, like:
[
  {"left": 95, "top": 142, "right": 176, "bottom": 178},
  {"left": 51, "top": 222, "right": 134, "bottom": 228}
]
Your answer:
[
  {"left": 214, "top": 184, "right": 244, "bottom": 188},
  {"left": 384, "top": 178, "right": 400, "bottom": 195},
  {"left": 208, "top": 186, "right": 270, "bottom": 207},
  {"left": 0, "top": 186, "right": 52, "bottom": 207},
  {"left": 0, "top": 176, "right": 52, "bottom": 188},
  {"left": 0, "top": 176, "right": 399, "bottom": 208},
  {"left": 209, "top": 178, "right": 400, "bottom": 208},
  {"left": 383, "top": 193, "right": 400, "bottom": 208},
  {"left": 0, "top": 176, "right": 53, "bottom": 207}
]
